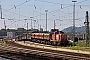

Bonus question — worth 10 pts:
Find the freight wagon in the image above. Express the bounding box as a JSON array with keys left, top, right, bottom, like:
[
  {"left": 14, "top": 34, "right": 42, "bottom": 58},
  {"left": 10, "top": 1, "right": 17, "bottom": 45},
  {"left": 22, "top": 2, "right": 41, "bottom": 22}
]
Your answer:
[{"left": 31, "top": 29, "right": 68, "bottom": 46}]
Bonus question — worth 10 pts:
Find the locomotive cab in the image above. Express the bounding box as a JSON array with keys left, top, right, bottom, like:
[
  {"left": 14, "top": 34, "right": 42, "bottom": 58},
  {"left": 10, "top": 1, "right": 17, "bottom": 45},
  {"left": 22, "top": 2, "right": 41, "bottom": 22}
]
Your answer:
[
  {"left": 51, "top": 30, "right": 67, "bottom": 41},
  {"left": 51, "top": 29, "right": 67, "bottom": 45}
]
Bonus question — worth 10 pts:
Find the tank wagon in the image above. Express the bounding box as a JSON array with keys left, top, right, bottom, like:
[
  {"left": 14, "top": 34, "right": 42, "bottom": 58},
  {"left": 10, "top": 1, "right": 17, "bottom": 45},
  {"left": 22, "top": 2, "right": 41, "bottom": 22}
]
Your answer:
[{"left": 30, "top": 29, "right": 68, "bottom": 46}]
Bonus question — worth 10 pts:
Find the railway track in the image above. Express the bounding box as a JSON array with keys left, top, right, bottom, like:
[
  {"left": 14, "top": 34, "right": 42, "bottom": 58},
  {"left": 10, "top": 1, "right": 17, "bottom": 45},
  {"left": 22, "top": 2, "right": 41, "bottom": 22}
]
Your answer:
[
  {"left": 0, "top": 41, "right": 90, "bottom": 60},
  {"left": 0, "top": 45, "right": 51, "bottom": 60}
]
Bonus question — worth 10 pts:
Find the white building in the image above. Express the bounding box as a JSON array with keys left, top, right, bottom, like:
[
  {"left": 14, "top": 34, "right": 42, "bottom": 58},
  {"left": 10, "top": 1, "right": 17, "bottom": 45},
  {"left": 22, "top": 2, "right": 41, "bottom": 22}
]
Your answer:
[{"left": 7, "top": 32, "right": 15, "bottom": 38}]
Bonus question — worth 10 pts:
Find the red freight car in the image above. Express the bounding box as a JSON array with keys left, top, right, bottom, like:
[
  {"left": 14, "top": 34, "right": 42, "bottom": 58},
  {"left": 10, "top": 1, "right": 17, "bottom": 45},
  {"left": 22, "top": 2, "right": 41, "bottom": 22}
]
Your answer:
[{"left": 31, "top": 29, "right": 68, "bottom": 46}]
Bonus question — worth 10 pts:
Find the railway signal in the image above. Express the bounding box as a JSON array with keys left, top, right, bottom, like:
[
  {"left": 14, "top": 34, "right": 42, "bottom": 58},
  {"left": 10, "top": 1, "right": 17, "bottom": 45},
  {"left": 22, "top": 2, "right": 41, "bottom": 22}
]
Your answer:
[{"left": 84, "top": 11, "right": 89, "bottom": 45}]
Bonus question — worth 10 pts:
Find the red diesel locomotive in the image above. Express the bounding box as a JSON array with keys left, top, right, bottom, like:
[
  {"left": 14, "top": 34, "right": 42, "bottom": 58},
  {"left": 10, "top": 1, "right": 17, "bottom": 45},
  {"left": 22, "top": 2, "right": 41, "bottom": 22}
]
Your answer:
[{"left": 31, "top": 29, "right": 68, "bottom": 45}]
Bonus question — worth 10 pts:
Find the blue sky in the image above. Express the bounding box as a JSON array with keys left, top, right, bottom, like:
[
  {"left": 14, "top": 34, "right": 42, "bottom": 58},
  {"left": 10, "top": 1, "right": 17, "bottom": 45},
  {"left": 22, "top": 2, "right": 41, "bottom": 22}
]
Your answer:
[{"left": 0, "top": 0, "right": 90, "bottom": 31}]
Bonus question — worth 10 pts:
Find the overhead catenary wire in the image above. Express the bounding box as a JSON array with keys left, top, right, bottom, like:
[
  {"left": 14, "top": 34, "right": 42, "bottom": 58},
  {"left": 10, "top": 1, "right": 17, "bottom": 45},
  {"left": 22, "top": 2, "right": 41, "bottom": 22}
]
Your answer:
[
  {"left": 34, "top": 0, "right": 88, "bottom": 14},
  {"left": 0, "top": 13, "right": 29, "bottom": 28},
  {"left": 1, "top": 0, "right": 89, "bottom": 21},
  {"left": 2, "top": 0, "right": 89, "bottom": 19},
  {"left": 1, "top": 0, "right": 31, "bottom": 18},
  {"left": 0, "top": 0, "right": 89, "bottom": 30},
  {"left": 5, "top": 0, "right": 31, "bottom": 11},
  {"left": 33, "top": 0, "right": 89, "bottom": 18}
]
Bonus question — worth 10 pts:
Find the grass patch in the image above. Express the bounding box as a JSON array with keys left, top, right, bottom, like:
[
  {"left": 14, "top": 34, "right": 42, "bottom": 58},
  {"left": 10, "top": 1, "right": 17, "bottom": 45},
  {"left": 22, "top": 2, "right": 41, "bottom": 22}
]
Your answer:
[
  {"left": 75, "top": 40, "right": 90, "bottom": 47},
  {"left": 5, "top": 40, "right": 12, "bottom": 43},
  {"left": 0, "top": 41, "right": 4, "bottom": 44},
  {"left": 60, "top": 46, "right": 90, "bottom": 52},
  {"left": 60, "top": 40, "right": 90, "bottom": 52},
  {"left": 0, "top": 40, "right": 12, "bottom": 44}
]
